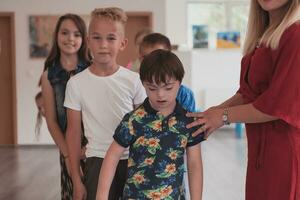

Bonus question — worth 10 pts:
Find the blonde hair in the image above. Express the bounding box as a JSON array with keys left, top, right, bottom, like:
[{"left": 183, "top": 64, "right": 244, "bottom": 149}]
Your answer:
[
  {"left": 90, "top": 7, "right": 127, "bottom": 28},
  {"left": 243, "top": 0, "right": 300, "bottom": 55}
]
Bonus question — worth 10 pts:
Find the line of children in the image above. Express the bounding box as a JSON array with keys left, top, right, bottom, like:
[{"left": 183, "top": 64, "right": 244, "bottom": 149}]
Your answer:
[
  {"left": 64, "top": 7, "right": 146, "bottom": 200},
  {"left": 96, "top": 49, "right": 204, "bottom": 199},
  {"left": 41, "top": 13, "right": 91, "bottom": 199}
]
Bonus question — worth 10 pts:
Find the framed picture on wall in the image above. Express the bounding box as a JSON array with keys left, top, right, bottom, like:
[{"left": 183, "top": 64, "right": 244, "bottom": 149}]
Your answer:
[
  {"left": 29, "top": 15, "right": 89, "bottom": 58},
  {"left": 216, "top": 31, "right": 241, "bottom": 48},
  {"left": 192, "top": 25, "right": 208, "bottom": 48}
]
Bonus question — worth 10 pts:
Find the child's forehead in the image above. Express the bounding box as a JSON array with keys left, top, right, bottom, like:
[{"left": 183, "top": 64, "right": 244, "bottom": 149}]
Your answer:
[
  {"left": 145, "top": 77, "right": 178, "bottom": 86},
  {"left": 141, "top": 44, "right": 167, "bottom": 53},
  {"left": 88, "top": 18, "right": 125, "bottom": 35},
  {"left": 59, "top": 19, "right": 78, "bottom": 30}
]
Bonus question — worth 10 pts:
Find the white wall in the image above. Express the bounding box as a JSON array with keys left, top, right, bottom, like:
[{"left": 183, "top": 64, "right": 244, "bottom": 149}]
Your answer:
[
  {"left": 165, "top": 0, "right": 187, "bottom": 45},
  {"left": 0, "top": 0, "right": 166, "bottom": 144},
  {"left": 175, "top": 49, "right": 242, "bottom": 110}
]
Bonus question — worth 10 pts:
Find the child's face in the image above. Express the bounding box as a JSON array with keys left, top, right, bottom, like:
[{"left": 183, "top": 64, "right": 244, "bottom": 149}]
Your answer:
[
  {"left": 143, "top": 77, "right": 180, "bottom": 112},
  {"left": 57, "top": 19, "right": 83, "bottom": 56},
  {"left": 88, "top": 18, "right": 127, "bottom": 66},
  {"left": 139, "top": 44, "right": 167, "bottom": 62}
]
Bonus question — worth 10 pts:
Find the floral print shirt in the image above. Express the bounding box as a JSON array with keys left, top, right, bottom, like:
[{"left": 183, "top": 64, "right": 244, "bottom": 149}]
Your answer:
[{"left": 113, "top": 98, "right": 205, "bottom": 199}]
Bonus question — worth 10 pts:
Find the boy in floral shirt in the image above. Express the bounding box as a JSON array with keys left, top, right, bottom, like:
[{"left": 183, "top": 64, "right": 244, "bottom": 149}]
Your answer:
[{"left": 96, "top": 49, "right": 204, "bottom": 200}]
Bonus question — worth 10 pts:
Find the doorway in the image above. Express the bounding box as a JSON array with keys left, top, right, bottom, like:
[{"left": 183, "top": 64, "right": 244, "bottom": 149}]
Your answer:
[
  {"left": 0, "top": 13, "right": 17, "bottom": 145},
  {"left": 117, "top": 12, "right": 152, "bottom": 67}
]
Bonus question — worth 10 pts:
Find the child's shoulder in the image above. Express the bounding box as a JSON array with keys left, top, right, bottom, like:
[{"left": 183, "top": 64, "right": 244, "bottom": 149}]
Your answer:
[
  {"left": 69, "top": 67, "right": 89, "bottom": 82},
  {"left": 173, "top": 104, "right": 197, "bottom": 126},
  {"left": 118, "top": 66, "right": 140, "bottom": 79},
  {"left": 122, "top": 103, "right": 147, "bottom": 121},
  {"left": 179, "top": 84, "right": 194, "bottom": 95}
]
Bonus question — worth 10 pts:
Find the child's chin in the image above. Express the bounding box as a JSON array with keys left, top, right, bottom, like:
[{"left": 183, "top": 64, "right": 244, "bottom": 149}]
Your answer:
[{"left": 156, "top": 102, "right": 169, "bottom": 109}]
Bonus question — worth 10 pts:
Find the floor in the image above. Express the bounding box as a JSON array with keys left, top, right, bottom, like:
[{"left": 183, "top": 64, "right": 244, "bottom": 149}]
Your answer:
[
  {"left": 202, "top": 129, "right": 247, "bottom": 200},
  {"left": 0, "top": 145, "right": 60, "bottom": 200},
  {"left": 0, "top": 129, "right": 247, "bottom": 200}
]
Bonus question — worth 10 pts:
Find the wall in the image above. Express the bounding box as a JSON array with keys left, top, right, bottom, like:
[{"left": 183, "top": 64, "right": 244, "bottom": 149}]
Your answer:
[
  {"left": 175, "top": 49, "right": 242, "bottom": 110},
  {"left": 0, "top": 0, "right": 166, "bottom": 144},
  {"left": 165, "top": 0, "right": 187, "bottom": 45}
]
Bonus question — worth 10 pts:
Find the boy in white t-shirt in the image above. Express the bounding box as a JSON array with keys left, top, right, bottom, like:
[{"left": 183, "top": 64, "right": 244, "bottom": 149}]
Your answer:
[{"left": 64, "top": 7, "right": 146, "bottom": 200}]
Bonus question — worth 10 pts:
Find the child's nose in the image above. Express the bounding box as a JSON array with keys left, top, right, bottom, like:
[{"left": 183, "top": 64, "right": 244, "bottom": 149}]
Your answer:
[
  {"left": 100, "top": 39, "right": 108, "bottom": 48},
  {"left": 68, "top": 34, "right": 75, "bottom": 41},
  {"left": 157, "top": 90, "right": 164, "bottom": 98}
]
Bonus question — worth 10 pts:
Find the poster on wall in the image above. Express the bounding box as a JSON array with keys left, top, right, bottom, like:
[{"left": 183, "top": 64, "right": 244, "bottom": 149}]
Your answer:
[
  {"left": 192, "top": 25, "right": 208, "bottom": 48},
  {"left": 29, "top": 15, "right": 90, "bottom": 58},
  {"left": 216, "top": 31, "right": 241, "bottom": 48}
]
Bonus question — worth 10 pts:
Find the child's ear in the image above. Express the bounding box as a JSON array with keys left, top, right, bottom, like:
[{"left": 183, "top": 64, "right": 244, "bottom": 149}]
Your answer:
[{"left": 119, "top": 38, "right": 128, "bottom": 51}]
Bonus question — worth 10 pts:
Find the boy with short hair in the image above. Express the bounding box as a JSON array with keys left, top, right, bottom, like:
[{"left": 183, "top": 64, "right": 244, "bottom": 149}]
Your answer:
[
  {"left": 64, "top": 7, "right": 146, "bottom": 200},
  {"left": 96, "top": 49, "right": 204, "bottom": 200},
  {"left": 139, "top": 33, "right": 197, "bottom": 113}
]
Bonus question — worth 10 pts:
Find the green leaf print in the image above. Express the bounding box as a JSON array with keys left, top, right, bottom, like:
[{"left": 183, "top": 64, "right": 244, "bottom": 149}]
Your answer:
[
  {"left": 148, "top": 146, "right": 158, "bottom": 155},
  {"left": 169, "top": 126, "right": 180, "bottom": 134},
  {"left": 156, "top": 171, "right": 174, "bottom": 178}
]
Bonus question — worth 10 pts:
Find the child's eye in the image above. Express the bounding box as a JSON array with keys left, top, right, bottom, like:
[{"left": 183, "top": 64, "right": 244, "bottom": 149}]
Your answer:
[
  {"left": 92, "top": 36, "right": 100, "bottom": 40},
  {"left": 166, "top": 87, "right": 173, "bottom": 91},
  {"left": 148, "top": 88, "right": 156, "bottom": 91},
  {"left": 75, "top": 33, "right": 82, "bottom": 37},
  {"left": 61, "top": 31, "right": 68, "bottom": 35},
  {"left": 107, "top": 37, "right": 116, "bottom": 41}
]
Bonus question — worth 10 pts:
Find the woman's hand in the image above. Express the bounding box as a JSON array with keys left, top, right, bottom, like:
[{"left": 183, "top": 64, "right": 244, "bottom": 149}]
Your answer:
[{"left": 186, "top": 107, "right": 224, "bottom": 139}]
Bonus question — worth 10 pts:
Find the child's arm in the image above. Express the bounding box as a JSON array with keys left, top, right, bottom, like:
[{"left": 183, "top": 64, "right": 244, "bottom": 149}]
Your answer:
[
  {"left": 186, "top": 144, "right": 203, "bottom": 200},
  {"left": 41, "top": 71, "right": 69, "bottom": 166},
  {"left": 65, "top": 108, "right": 86, "bottom": 199},
  {"left": 96, "top": 141, "right": 126, "bottom": 200}
]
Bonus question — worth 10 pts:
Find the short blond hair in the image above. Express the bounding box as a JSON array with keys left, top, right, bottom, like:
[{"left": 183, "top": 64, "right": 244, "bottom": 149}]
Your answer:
[{"left": 91, "top": 7, "right": 127, "bottom": 27}]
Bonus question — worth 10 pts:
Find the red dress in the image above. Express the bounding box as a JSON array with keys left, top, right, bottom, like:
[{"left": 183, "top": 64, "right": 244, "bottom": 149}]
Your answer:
[{"left": 238, "top": 22, "right": 300, "bottom": 200}]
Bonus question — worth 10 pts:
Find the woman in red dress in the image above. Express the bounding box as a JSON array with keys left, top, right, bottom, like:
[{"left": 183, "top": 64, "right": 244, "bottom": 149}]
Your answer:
[{"left": 187, "top": 0, "right": 300, "bottom": 199}]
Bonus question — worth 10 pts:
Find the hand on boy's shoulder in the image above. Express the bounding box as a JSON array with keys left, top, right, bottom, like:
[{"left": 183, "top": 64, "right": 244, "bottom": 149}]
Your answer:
[{"left": 185, "top": 115, "right": 206, "bottom": 140}]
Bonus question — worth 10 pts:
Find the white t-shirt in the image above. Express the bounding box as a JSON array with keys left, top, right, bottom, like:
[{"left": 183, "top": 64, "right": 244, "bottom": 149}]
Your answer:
[{"left": 64, "top": 66, "right": 146, "bottom": 159}]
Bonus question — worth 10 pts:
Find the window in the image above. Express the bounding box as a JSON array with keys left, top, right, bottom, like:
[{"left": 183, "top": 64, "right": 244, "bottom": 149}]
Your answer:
[{"left": 187, "top": 1, "right": 249, "bottom": 49}]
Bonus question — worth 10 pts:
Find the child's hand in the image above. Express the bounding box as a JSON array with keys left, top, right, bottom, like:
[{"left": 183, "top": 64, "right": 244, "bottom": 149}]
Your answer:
[
  {"left": 80, "top": 146, "right": 86, "bottom": 160},
  {"left": 73, "top": 181, "right": 87, "bottom": 200}
]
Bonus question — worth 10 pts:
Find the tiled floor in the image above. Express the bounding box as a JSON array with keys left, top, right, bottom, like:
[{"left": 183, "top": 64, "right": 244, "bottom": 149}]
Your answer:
[
  {"left": 0, "top": 129, "right": 247, "bottom": 200},
  {"left": 202, "top": 129, "right": 247, "bottom": 200}
]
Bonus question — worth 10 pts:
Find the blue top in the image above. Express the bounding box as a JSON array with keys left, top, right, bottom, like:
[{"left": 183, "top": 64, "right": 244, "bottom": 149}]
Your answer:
[
  {"left": 176, "top": 85, "right": 196, "bottom": 112},
  {"left": 47, "top": 59, "right": 89, "bottom": 133},
  {"left": 113, "top": 98, "right": 204, "bottom": 199}
]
